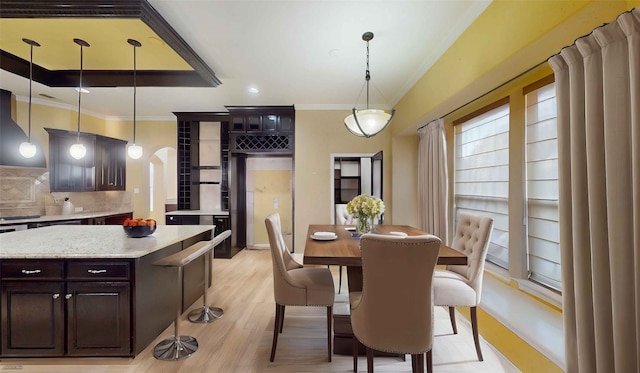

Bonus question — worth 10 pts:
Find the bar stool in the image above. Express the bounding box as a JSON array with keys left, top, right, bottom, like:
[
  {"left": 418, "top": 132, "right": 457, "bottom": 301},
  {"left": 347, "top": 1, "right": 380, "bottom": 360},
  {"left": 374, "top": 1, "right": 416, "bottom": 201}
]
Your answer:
[
  {"left": 152, "top": 230, "right": 231, "bottom": 360},
  {"left": 188, "top": 230, "right": 231, "bottom": 323}
]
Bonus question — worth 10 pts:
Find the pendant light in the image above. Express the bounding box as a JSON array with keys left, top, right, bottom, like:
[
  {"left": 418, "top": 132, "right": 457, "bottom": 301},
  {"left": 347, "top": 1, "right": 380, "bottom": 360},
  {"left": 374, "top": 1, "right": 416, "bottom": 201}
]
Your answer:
[
  {"left": 69, "top": 38, "right": 89, "bottom": 160},
  {"left": 127, "top": 39, "right": 143, "bottom": 159},
  {"left": 19, "top": 38, "right": 40, "bottom": 158},
  {"left": 344, "top": 32, "right": 395, "bottom": 138}
]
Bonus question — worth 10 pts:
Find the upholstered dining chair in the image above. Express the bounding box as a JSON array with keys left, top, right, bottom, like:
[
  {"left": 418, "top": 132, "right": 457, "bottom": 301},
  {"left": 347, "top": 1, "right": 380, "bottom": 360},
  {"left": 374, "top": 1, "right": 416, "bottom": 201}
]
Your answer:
[
  {"left": 350, "top": 234, "right": 441, "bottom": 373},
  {"left": 265, "top": 213, "right": 335, "bottom": 362},
  {"left": 433, "top": 213, "right": 493, "bottom": 361}
]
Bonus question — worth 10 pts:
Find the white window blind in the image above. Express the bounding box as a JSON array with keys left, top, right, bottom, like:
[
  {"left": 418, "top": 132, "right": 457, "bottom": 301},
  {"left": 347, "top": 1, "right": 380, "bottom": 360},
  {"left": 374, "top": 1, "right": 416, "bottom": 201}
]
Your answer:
[
  {"left": 525, "top": 83, "right": 561, "bottom": 291},
  {"left": 454, "top": 103, "right": 509, "bottom": 269}
]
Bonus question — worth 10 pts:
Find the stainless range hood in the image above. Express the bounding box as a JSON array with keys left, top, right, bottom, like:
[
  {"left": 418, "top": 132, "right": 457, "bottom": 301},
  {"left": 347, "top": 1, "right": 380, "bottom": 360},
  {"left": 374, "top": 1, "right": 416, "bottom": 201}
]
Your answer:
[{"left": 0, "top": 89, "right": 46, "bottom": 168}]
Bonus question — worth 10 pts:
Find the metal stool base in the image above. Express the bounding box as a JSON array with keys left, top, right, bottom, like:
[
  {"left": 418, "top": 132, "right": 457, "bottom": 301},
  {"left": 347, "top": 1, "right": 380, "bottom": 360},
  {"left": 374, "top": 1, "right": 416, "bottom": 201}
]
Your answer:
[
  {"left": 153, "top": 335, "right": 198, "bottom": 360},
  {"left": 188, "top": 306, "right": 224, "bottom": 323}
]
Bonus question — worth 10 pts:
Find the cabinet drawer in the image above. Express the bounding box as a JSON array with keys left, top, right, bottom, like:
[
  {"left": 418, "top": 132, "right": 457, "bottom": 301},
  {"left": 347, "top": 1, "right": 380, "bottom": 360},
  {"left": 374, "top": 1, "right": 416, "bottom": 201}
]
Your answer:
[
  {"left": 1, "top": 261, "right": 64, "bottom": 280},
  {"left": 67, "top": 261, "right": 130, "bottom": 280}
]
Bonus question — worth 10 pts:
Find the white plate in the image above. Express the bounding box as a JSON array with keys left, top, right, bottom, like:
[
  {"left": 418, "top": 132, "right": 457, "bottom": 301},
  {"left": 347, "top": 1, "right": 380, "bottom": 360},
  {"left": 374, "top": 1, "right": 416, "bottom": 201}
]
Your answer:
[
  {"left": 311, "top": 234, "right": 337, "bottom": 241},
  {"left": 313, "top": 231, "right": 337, "bottom": 238}
]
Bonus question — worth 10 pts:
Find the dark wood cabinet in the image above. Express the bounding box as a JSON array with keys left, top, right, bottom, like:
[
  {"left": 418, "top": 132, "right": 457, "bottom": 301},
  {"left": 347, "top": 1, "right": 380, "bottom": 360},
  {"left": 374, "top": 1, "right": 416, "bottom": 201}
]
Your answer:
[
  {"left": 1, "top": 281, "right": 65, "bottom": 356},
  {"left": 47, "top": 130, "right": 96, "bottom": 192},
  {"left": 66, "top": 282, "right": 130, "bottom": 356},
  {"left": 228, "top": 110, "right": 294, "bottom": 135},
  {"left": 96, "top": 138, "right": 126, "bottom": 191},
  {"left": 0, "top": 260, "right": 131, "bottom": 357},
  {"left": 46, "top": 128, "right": 127, "bottom": 192}
]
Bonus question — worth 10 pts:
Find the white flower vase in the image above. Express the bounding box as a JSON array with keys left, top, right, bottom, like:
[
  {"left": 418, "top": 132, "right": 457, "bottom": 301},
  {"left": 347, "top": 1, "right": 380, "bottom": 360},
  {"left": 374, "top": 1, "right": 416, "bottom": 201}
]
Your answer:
[{"left": 62, "top": 200, "right": 74, "bottom": 215}]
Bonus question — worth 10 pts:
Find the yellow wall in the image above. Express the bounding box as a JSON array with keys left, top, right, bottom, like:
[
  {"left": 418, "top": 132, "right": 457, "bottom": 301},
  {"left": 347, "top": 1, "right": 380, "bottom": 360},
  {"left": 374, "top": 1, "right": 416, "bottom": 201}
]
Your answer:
[
  {"left": 388, "top": 0, "right": 637, "bottom": 243},
  {"left": 253, "top": 170, "right": 292, "bottom": 244},
  {"left": 293, "top": 109, "right": 392, "bottom": 252}
]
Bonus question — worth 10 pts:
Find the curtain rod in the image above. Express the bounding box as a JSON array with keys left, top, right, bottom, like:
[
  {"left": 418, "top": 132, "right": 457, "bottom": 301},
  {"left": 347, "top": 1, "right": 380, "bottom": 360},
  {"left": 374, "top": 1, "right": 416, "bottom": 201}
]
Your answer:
[
  {"left": 417, "top": 58, "right": 548, "bottom": 131},
  {"left": 417, "top": 7, "right": 637, "bottom": 131}
]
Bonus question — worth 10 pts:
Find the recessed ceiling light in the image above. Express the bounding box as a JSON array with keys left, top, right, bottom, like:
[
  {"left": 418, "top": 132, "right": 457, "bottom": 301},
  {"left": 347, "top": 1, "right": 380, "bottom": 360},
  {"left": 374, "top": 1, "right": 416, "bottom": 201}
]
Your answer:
[
  {"left": 248, "top": 87, "right": 259, "bottom": 94},
  {"left": 74, "top": 87, "right": 90, "bottom": 93}
]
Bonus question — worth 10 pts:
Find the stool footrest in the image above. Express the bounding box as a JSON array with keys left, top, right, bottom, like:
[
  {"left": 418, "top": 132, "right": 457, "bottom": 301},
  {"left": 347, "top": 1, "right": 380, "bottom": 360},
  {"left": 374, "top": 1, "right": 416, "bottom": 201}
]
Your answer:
[
  {"left": 153, "top": 335, "right": 198, "bottom": 360},
  {"left": 188, "top": 306, "right": 224, "bottom": 323}
]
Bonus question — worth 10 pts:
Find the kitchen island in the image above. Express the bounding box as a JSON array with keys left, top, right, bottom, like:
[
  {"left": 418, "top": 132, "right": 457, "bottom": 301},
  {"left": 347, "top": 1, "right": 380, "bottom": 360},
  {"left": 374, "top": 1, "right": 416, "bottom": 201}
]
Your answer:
[
  {"left": 166, "top": 210, "right": 237, "bottom": 258},
  {"left": 0, "top": 225, "right": 214, "bottom": 358}
]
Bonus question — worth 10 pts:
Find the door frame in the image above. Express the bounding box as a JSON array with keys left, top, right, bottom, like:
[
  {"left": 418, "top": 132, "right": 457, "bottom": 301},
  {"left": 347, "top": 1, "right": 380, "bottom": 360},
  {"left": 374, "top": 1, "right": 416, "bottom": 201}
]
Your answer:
[{"left": 329, "top": 152, "right": 380, "bottom": 224}]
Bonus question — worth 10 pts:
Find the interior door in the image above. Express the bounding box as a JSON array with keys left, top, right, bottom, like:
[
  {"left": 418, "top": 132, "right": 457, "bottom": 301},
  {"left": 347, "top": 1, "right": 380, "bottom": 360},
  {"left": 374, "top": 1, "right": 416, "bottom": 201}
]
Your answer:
[{"left": 372, "top": 151, "right": 383, "bottom": 223}]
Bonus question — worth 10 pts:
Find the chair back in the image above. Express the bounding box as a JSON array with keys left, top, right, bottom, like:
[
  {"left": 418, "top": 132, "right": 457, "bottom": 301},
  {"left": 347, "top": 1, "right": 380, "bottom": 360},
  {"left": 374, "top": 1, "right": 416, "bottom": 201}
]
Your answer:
[
  {"left": 351, "top": 234, "right": 441, "bottom": 354},
  {"left": 265, "top": 213, "right": 304, "bottom": 304},
  {"left": 448, "top": 213, "right": 494, "bottom": 302},
  {"left": 335, "top": 204, "right": 358, "bottom": 225}
]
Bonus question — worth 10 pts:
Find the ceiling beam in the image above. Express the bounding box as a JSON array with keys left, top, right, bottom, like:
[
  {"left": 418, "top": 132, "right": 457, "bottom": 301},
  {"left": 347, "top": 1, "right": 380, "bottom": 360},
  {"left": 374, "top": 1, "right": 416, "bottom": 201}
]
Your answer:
[{"left": 0, "top": 0, "right": 221, "bottom": 88}]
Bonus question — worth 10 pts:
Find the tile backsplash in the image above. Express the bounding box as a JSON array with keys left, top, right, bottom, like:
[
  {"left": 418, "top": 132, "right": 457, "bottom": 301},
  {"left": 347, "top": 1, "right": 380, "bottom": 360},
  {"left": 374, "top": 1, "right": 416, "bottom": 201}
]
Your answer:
[{"left": 0, "top": 166, "right": 133, "bottom": 218}]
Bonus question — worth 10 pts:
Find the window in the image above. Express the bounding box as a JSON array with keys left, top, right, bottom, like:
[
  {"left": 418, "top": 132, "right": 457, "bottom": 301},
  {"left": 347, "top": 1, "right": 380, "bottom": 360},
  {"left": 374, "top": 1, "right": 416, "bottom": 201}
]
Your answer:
[
  {"left": 525, "top": 83, "right": 561, "bottom": 290},
  {"left": 454, "top": 102, "right": 510, "bottom": 269}
]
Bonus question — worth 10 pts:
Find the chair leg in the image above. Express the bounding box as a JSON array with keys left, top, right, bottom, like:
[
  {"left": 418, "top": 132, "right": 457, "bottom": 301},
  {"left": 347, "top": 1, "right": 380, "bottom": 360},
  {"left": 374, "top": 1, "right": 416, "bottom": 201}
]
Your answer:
[
  {"left": 426, "top": 350, "right": 433, "bottom": 373},
  {"left": 279, "top": 305, "right": 286, "bottom": 333},
  {"left": 411, "top": 353, "right": 424, "bottom": 373},
  {"left": 366, "top": 346, "right": 374, "bottom": 373},
  {"left": 470, "top": 306, "right": 484, "bottom": 361},
  {"left": 352, "top": 336, "right": 358, "bottom": 371},
  {"left": 338, "top": 265, "right": 343, "bottom": 293},
  {"left": 448, "top": 306, "right": 458, "bottom": 334},
  {"left": 270, "top": 304, "right": 283, "bottom": 362},
  {"left": 327, "top": 306, "right": 333, "bottom": 362}
]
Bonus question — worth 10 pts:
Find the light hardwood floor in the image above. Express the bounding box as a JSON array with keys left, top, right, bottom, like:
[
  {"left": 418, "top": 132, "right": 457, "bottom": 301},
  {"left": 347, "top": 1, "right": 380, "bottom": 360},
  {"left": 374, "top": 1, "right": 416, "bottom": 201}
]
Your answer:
[{"left": 0, "top": 249, "right": 519, "bottom": 373}]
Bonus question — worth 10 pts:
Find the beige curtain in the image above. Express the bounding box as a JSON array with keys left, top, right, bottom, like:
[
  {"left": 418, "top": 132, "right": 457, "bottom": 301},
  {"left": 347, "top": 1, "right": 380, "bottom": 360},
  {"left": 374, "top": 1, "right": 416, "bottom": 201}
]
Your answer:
[
  {"left": 417, "top": 118, "right": 448, "bottom": 242},
  {"left": 549, "top": 9, "right": 639, "bottom": 373}
]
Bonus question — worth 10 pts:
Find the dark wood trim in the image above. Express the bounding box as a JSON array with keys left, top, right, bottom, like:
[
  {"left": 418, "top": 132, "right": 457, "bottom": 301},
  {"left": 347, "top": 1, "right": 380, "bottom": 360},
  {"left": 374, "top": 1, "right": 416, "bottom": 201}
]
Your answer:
[
  {"left": 522, "top": 74, "right": 555, "bottom": 95},
  {"left": 0, "top": 0, "right": 221, "bottom": 87},
  {"left": 452, "top": 96, "right": 510, "bottom": 126},
  {"left": 173, "top": 112, "right": 230, "bottom": 121},
  {"left": 225, "top": 105, "right": 295, "bottom": 113}
]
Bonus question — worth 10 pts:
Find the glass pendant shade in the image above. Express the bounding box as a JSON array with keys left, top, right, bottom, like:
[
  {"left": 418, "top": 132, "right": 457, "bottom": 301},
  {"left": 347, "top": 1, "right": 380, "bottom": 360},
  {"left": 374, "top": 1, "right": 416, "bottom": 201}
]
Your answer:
[
  {"left": 69, "top": 143, "right": 87, "bottom": 159},
  {"left": 19, "top": 142, "right": 37, "bottom": 158},
  {"left": 127, "top": 144, "right": 143, "bottom": 159},
  {"left": 344, "top": 109, "right": 395, "bottom": 138},
  {"left": 344, "top": 32, "right": 395, "bottom": 138}
]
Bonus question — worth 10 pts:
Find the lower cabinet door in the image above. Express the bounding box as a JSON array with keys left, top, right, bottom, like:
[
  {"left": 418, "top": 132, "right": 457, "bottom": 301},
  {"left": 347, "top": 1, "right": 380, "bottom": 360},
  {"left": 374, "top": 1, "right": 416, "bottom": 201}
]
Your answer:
[
  {"left": 66, "top": 282, "right": 131, "bottom": 356},
  {"left": 1, "top": 281, "right": 65, "bottom": 356}
]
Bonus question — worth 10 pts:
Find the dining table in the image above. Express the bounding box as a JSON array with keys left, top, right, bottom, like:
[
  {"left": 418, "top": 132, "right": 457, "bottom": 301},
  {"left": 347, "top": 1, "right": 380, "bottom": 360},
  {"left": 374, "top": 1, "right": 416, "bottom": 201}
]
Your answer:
[{"left": 303, "top": 224, "right": 468, "bottom": 356}]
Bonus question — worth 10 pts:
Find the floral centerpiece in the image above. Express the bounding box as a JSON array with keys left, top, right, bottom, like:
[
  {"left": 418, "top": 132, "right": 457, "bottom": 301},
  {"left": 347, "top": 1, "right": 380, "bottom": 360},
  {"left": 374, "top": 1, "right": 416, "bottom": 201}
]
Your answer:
[{"left": 346, "top": 194, "right": 385, "bottom": 234}]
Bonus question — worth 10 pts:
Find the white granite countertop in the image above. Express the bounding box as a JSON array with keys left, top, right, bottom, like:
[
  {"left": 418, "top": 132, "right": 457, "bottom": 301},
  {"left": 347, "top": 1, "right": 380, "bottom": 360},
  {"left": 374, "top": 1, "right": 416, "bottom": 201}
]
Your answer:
[
  {"left": 0, "top": 211, "right": 133, "bottom": 226},
  {"left": 0, "top": 225, "right": 214, "bottom": 259},
  {"left": 165, "top": 210, "right": 229, "bottom": 216}
]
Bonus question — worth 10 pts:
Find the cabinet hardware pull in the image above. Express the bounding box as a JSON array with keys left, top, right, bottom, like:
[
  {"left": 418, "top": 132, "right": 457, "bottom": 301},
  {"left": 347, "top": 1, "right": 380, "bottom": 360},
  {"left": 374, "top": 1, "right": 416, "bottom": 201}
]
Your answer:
[
  {"left": 53, "top": 294, "right": 60, "bottom": 299},
  {"left": 88, "top": 269, "right": 107, "bottom": 274},
  {"left": 65, "top": 294, "right": 72, "bottom": 299},
  {"left": 21, "top": 269, "right": 41, "bottom": 274}
]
